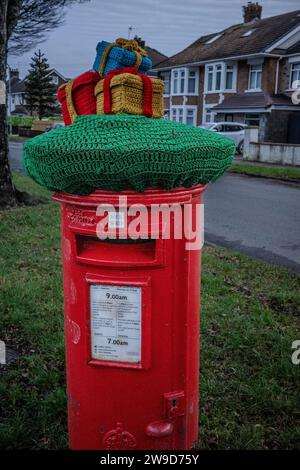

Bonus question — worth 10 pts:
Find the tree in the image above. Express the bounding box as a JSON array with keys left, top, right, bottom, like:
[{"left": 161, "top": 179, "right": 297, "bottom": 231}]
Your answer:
[
  {"left": 0, "top": 0, "right": 88, "bottom": 208},
  {"left": 25, "top": 50, "right": 57, "bottom": 119}
]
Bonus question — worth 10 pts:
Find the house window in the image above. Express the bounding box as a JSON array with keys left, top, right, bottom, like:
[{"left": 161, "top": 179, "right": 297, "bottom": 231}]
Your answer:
[
  {"left": 164, "top": 110, "right": 170, "bottom": 120},
  {"left": 215, "top": 65, "right": 222, "bottom": 91},
  {"left": 206, "top": 64, "right": 222, "bottom": 92},
  {"left": 52, "top": 75, "right": 59, "bottom": 85},
  {"left": 207, "top": 66, "right": 214, "bottom": 92},
  {"left": 205, "top": 109, "right": 212, "bottom": 123},
  {"left": 205, "top": 33, "right": 223, "bottom": 45},
  {"left": 204, "top": 106, "right": 216, "bottom": 123},
  {"left": 186, "top": 108, "right": 196, "bottom": 126},
  {"left": 241, "top": 29, "right": 256, "bottom": 37},
  {"left": 290, "top": 63, "right": 300, "bottom": 89},
  {"left": 171, "top": 106, "right": 197, "bottom": 125},
  {"left": 160, "top": 71, "right": 170, "bottom": 95},
  {"left": 173, "top": 70, "right": 179, "bottom": 94},
  {"left": 178, "top": 108, "right": 184, "bottom": 122},
  {"left": 171, "top": 68, "right": 198, "bottom": 95},
  {"left": 225, "top": 65, "right": 234, "bottom": 90},
  {"left": 188, "top": 70, "right": 196, "bottom": 93},
  {"left": 249, "top": 64, "right": 262, "bottom": 90},
  {"left": 179, "top": 70, "right": 185, "bottom": 94},
  {"left": 205, "top": 62, "right": 236, "bottom": 92},
  {"left": 245, "top": 114, "right": 260, "bottom": 126}
]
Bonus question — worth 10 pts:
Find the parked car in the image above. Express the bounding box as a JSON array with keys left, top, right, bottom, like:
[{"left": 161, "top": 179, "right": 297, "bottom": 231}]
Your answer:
[
  {"left": 51, "top": 122, "right": 65, "bottom": 130},
  {"left": 200, "top": 122, "right": 246, "bottom": 154}
]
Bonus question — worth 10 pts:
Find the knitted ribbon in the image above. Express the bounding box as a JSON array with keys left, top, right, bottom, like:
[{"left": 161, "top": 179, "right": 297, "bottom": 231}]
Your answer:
[
  {"left": 103, "top": 67, "right": 153, "bottom": 118},
  {"left": 64, "top": 79, "right": 77, "bottom": 123},
  {"left": 98, "top": 38, "right": 147, "bottom": 78}
]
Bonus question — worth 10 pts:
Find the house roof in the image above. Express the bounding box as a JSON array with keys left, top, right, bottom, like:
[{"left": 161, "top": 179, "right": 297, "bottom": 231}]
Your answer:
[
  {"left": 11, "top": 105, "right": 30, "bottom": 116},
  {"left": 10, "top": 68, "right": 68, "bottom": 94},
  {"left": 154, "top": 10, "right": 300, "bottom": 69},
  {"left": 145, "top": 46, "right": 168, "bottom": 66},
  {"left": 11, "top": 79, "right": 26, "bottom": 94},
  {"left": 213, "top": 92, "right": 299, "bottom": 110},
  {"left": 286, "top": 40, "right": 300, "bottom": 55},
  {"left": 47, "top": 68, "right": 69, "bottom": 81}
]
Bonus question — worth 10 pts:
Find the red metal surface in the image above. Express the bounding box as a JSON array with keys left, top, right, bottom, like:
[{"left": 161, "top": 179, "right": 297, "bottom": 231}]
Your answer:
[{"left": 53, "top": 185, "right": 206, "bottom": 450}]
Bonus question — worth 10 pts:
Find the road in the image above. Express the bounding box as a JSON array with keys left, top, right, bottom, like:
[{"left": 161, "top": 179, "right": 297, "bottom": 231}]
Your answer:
[
  {"left": 9, "top": 142, "right": 300, "bottom": 273},
  {"left": 204, "top": 173, "right": 300, "bottom": 273}
]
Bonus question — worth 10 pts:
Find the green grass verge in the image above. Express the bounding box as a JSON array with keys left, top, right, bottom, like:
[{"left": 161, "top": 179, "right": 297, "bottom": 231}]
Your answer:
[
  {"left": 0, "top": 174, "right": 299, "bottom": 449},
  {"left": 230, "top": 163, "right": 300, "bottom": 181}
]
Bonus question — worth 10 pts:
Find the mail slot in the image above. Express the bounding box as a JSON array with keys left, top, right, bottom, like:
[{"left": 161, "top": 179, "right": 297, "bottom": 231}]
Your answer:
[{"left": 53, "top": 185, "right": 206, "bottom": 450}]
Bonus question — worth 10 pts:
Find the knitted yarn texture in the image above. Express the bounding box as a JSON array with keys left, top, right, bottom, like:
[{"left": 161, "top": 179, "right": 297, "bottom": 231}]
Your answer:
[
  {"left": 23, "top": 114, "right": 235, "bottom": 195},
  {"left": 93, "top": 40, "right": 152, "bottom": 77}
]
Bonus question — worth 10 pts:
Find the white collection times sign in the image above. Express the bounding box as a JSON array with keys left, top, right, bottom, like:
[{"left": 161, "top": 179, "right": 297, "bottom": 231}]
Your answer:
[{"left": 90, "top": 284, "right": 142, "bottom": 363}]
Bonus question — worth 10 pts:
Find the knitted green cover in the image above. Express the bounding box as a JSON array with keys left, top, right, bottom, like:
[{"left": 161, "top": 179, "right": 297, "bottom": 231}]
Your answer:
[{"left": 23, "top": 114, "right": 235, "bottom": 194}]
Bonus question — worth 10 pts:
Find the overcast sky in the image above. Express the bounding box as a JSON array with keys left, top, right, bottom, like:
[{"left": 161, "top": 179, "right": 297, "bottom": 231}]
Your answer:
[{"left": 8, "top": 0, "right": 300, "bottom": 79}]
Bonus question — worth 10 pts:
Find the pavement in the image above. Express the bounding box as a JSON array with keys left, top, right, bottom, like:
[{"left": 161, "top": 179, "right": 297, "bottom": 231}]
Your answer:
[{"left": 9, "top": 142, "right": 300, "bottom": 273}]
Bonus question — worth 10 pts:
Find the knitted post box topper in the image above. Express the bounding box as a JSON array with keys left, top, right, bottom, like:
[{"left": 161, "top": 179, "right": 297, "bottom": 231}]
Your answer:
[
  {"left": 23, "top": 114, "right": 236, "bottom": 195},
  {"left": 57, "top": 71, "right": 100, "bottom": 125},
  {"left": 95, "top": 67, "right": 164, "bottom": 118},
  {"left": 93, "top": 38, "right": 152, "bottom": 77}
]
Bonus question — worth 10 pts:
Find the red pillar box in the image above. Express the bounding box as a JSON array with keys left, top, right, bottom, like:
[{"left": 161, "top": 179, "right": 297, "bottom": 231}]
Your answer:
[{"left": 53, "top": 184, "right": 206, "bottom": 451}]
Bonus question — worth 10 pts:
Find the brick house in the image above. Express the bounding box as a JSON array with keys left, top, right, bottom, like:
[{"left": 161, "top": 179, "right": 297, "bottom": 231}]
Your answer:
[
  {"left": 154, "top": 3, "right": 300, "bottom": 143},
  {"left": 8, "top": 68, "right": 68, "bottom": 116}
]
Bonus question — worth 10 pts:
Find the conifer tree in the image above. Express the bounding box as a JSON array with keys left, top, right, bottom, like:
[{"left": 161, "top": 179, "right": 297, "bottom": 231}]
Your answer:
[{"left": 25, "top": 50, "right": 57, "bottom": 119}]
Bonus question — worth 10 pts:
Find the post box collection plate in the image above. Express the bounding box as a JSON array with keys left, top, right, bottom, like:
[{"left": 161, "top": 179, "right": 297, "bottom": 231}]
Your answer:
[{"left": 90, "top": 284, "right": 142, "bottom": 363}]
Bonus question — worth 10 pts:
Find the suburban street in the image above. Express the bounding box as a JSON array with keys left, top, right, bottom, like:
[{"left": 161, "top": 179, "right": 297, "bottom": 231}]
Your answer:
[{"left": 10, "top": 142, "right": 300, "bottom": 273}]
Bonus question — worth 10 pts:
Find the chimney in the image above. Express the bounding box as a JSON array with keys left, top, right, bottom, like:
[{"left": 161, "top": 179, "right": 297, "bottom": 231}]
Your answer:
[
  {"left": 243, "top": 2, "right": 262, "bottom": 23},
  {"left": 10, "top": 68, "right": 19, "bottom": 80},
  {"left": 133, "top": 35, "right": 146, "bottom": 49}
]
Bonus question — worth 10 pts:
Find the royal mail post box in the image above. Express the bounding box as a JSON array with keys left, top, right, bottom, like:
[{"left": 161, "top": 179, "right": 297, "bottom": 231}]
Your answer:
[{"left": 53, "top": 185, "right": 206, "bottom": 450}]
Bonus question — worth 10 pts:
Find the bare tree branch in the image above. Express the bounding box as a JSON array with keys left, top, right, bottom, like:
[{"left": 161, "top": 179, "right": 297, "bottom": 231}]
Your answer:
[
  {"left": 8, "top": 0, "right": 89, "bottom": 55},
  {"left": 0, "top": 0, "right": 89, "bottom": 206}
]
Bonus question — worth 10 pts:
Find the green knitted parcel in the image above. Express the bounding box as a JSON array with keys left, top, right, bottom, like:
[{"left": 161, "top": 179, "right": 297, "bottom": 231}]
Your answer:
[{"left": 23, "top": 114, "right": 235, "bottom": 194}]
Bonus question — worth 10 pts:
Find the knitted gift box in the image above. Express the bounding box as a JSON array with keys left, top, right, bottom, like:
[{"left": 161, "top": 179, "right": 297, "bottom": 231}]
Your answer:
[
  {"left": 57, "top": 71, "right": 100, "bottom": 125},
  {"left": 23, "top": 114, "right": 235, "bottom": 195},
  {"left": 93, "top": 39, "right": 152, "bottom": 77},
  {"left": 95, "top": 67, "right": 164, "bottom": 118}
]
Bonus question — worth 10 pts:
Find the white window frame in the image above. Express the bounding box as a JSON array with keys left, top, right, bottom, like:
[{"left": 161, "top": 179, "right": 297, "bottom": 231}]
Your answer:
[
  {"left": 248, "top": 64, "right": 262, "bottom": 91},
  {"left": 171, "top": 68, "right": 199, "bottom": 96},
  {"left": 289, "top": 62, "right": 300, "bottom": 89},
  {"left": 205, "top": 33, "right": 223, "bottom": 45},
  {"left": 202, "top": 104, "right": 217, "bottom": 124},
  {"left": 170, "top": 105, "right": 197, "bottom": 126},
  {"left": 160, "top": 71, "right": 170, "bottom": 96},
  {"left": 224, "top": 64, "right": 237, "bottom": 92},
  {"left": 204, "top": 62, "right": 237, "bottom": 93}
]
